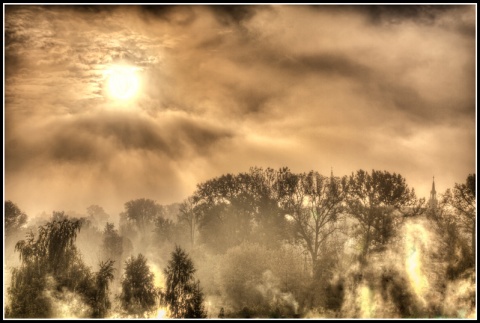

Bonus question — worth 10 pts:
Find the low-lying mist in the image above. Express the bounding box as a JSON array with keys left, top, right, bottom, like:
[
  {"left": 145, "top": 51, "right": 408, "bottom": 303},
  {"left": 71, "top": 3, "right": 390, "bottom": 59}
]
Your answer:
[{"left": 3, "top": 168, "right": 476, "bottom": 319}]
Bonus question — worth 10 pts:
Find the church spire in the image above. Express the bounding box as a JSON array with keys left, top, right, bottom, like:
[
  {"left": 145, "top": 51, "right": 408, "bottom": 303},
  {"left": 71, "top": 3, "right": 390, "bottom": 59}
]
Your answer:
[
  {"left": 329, "top": 166, "right": 337, "bottom": 190},
  {"left": 429, "top": 176, "right": 437, "bottom": 209}
]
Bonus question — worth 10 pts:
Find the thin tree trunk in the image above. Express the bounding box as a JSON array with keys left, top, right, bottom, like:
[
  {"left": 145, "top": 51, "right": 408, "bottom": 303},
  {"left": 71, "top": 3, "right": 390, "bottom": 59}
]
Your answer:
[
  {"left": 191, "top": 216, "right": 195, "bottom": 248},
  {"left": 472, "top": 223, "right": 475, "bottom": 261},
  {"left": 310, "top": 250, "right": 317, "bottom": 277},
  {"left": 361, "top": 225, "right": 371, "bottom": 265}
]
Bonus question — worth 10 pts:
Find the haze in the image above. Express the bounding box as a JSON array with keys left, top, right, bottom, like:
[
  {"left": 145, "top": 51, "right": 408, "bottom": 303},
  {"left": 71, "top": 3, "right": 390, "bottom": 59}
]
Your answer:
[{"left": 4, "top": 5, "right": 476, "bottom": 218}]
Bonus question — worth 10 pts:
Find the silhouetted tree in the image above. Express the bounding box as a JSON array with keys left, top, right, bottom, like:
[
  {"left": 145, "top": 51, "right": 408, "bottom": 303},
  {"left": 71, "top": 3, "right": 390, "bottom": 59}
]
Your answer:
[
  {"left": 163, "top": 246, "right": 207, "bottom": 318},
  {"left": 427, "top": 197, "right": 471, "bottom": 280},
  {"left": 345, "top": 170, "right": 417, "bottom": 262},
  {"left": 91, "top": 260, "right": 115, "bottom": 317},
  {"left": 218, "top": 242, "right": 273, "bottom": 313},
  {"left": 102, "top": 222, "right": 123, "bottom": 262},
  {"left": 192, "top": 168, "right": 286, "bottom": 252},
  {"left": 39, "top": 218, "right": 82, "bottom": 276},
  {"left": 443, "top": 174, "right": 476, "bottom": 261},
  {"left": 7, "top": 216, "right": 114, "bottom": 318},
  {"left": 124, "top": 198, "right": 164, "bottom": 235},
  {"left": 120, "top": 254, "right": 159, "bottom": 315},
  {"left": 154, "top": 216, "right": 175, "bottom": 243},
  {"left": 5, "top": 200, "right": 27, "bottom": 234},
  {"left": 248, "top": 167, "right": 289, "bottom": 247},
  {"left": 178, "top": 197, "right": 199, "bottom": 248},
  {"left": 193, "top": 173, "right": 254, "bottom": 251},
  {"left": 276, "top": 169, "right": 347, "bottom": 275},
  {"left": 86, "top": 204, "right": 109, "bottom": 229},
  {"left": 6, "top": 231, "right": 50, "bottom": 318}
]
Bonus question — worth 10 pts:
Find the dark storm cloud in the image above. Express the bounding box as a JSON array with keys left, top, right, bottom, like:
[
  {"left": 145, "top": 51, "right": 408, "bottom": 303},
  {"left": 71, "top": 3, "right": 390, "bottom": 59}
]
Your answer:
[
  {"left": 356, "top": 5, "right": 467, "bottom": 25},
  {"left": 285, "top": 53, "right": 372, "bottom": 78},
  {"left": 5, "top": 112, "right": 234, "bottom": 173},
  {"left": 222, "top": 44, "right": 472, "bottom": 127},
  {"left": 139, "top": 5, "right": 197, "bottom": 25},
  {"left": 314, "top": 5, "right": 471, "bottom": 27},
  {"left": 209, "top": 5, "right": 260, "bottom": 26}
]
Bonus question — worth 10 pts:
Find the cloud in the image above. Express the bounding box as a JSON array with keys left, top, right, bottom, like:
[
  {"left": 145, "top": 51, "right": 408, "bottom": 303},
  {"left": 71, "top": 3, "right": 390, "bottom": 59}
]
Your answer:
[{"left": 4, "top": 5, "right": 475, "bottom": 217}]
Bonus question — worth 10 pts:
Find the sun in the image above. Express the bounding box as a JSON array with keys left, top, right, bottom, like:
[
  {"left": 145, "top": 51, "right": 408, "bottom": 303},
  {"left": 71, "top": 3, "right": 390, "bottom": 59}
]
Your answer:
[{"left": 105, "top": 65, "right": 140, "bottom": 100}]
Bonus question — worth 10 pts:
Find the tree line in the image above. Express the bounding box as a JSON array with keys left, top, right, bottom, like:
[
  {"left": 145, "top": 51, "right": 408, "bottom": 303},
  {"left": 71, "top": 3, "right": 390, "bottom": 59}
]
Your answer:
[{"left": 4, "top": 167, "right": 476, "bottom": 318}]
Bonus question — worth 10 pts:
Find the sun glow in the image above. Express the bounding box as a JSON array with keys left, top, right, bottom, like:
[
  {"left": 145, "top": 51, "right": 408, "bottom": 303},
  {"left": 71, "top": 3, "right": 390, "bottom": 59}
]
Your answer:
[
  {"left": 105, "top": 65, "right": 140, "bottom": 100},
  {"left": 405, "top": 222, "right": 430, "bottom": 306},
  {"left": 156, "top": 307, "right": 168, "bottom": 319},
  {"left": 359, "top": 284, "right": 376, "bottom": 318}
]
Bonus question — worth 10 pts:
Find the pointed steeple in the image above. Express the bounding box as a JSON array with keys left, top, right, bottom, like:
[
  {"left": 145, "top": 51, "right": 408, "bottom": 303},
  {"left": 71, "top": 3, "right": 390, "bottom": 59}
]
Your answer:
[
  {"left": 429, "top": 176, "right": 437, "bottom": 209},
  {"left": 329, "top": 166, "right": 336, "bottom": 190}
]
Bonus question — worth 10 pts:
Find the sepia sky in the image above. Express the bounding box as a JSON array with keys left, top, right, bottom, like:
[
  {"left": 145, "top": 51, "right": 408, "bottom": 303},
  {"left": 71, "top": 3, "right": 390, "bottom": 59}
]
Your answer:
[{"left": 4, "top": 5, "right": 476, "bottom": 218}]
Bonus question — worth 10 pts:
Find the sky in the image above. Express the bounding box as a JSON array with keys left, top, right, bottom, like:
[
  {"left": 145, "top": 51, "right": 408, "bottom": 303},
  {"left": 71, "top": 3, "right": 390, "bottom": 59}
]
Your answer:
[{"left": 4, "top": 5, "right": 476, "bottom": 219}]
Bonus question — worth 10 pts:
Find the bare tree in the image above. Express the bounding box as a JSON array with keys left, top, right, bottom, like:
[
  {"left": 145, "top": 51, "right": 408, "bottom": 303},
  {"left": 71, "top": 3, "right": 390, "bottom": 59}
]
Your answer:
[
  {"left": 276, "top": 169, "right": 346, "bottom": 275},
  {"left": 345, "top": 169, "right": 417, "bottom": 262},
  {"left": 178, "top": 197, "right": 199, "bottom": 248}
]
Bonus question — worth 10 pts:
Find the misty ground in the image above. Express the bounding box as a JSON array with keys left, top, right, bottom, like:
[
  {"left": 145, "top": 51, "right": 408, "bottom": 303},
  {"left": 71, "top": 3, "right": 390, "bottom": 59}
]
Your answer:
[{"left": 4, "top": 168, "right": 476, "bottom": 319}]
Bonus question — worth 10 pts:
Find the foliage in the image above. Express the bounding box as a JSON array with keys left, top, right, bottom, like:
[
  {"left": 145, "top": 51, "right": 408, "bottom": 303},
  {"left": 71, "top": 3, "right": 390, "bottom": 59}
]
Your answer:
[
  {"left": 40, "top": 218, "right": 82, "bottom": 276},
  {"left": 163, "top": 246, "right": 207, "bottom": 318},
  {"left": 443, "top": 173, "right": 476, "bottom": 260},
  {"left": 5, "top": 200, "right": 28, "bottom": 234},
  {"left": 6, "top": 259, "right": 50, "bottom": 318},
  {"left": 178, "top": 197, "right": 199, "bottom": 247},
  {"left": 192, "top": 168, "right": 287, "bottom": 252},
  {"left": 102, "top": 222, "right": 123, "bottom": 261},
  {"left": 120, "top": 254, "right": 159, "bottom": 315},
  {"left": 345, "top": 169, "right": 417, "bottom": 261},
  {"left": 218, "top": 242, "right": 272, "bottom": 313},
  {"left": 276, "top": 169, "right": 347, "bottom": 274},
  {"left": 154, "top": 216, "right": 176, "bottom": 243},
  {"left": 86, "top": 204, "right": 110, "bottom": 229},
  {"left": 7, "top": 216, "right": 115, "bottom": 318},
  {"left": 5, "top": 168, "right": 477, "bottom": 319},
  {"left": 91, "top": 260, "right": 116, "bottom": 317},
  {"left": 124, "top": 198, "right": 164, "bottom": 235}
]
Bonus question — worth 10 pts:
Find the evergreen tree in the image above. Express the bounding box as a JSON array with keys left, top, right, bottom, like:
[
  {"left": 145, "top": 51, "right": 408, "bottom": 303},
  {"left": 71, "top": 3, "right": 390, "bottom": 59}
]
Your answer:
[
  {"left": 92, "top": 260, "right": 115, "bottom": 317},
  {"left": 120, "top": 254, "right": 159, "bottom": 315},
  {"left": 163, "top": 246, "right": 207, "bottom": 318}
]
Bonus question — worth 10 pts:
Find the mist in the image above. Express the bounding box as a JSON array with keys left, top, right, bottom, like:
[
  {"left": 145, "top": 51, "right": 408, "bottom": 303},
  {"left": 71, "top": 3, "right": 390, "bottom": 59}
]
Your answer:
[
  {"left": 3, "top": 4, "right": 476, "bottom": 319},
  {"left": 4, "top": 168, "right": 476, "bottom": 318}
]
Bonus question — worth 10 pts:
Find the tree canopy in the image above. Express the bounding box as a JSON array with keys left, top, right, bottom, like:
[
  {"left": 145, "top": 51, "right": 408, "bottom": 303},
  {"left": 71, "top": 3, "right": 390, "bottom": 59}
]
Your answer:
[
  {"left": 5, "top": 200, "right": 28, "bottom": 234},
  {"left": 124, "top": 198, "right": 164, "bottom": 235}
]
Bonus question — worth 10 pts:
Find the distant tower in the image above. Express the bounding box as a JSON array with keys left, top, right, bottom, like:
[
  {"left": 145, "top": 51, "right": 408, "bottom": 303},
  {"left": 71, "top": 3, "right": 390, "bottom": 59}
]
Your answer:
[
  {"left": 429, "top": 176, "right": 437, "bottom": 209},
  {"left": 329, "top": 166, "right": 336, "bottom": 190}
]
